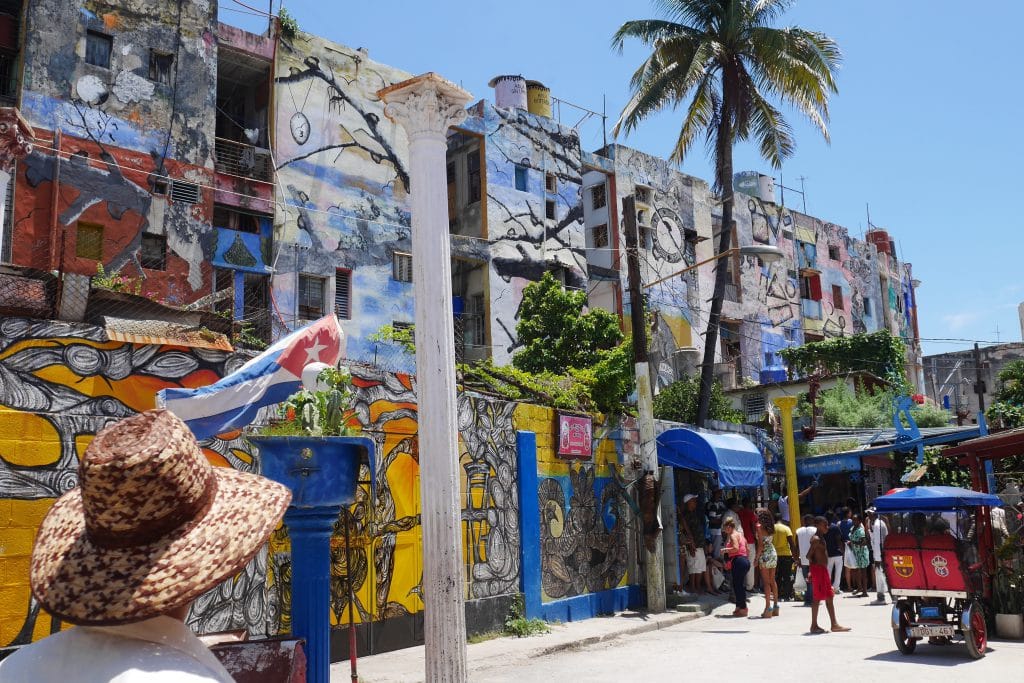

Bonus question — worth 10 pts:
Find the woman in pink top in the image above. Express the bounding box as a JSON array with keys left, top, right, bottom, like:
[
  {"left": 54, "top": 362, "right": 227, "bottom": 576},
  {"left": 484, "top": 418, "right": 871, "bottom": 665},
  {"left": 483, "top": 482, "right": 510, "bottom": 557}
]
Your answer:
[{"left": 722, "top": 518, "right": 750, "bottom": 617}]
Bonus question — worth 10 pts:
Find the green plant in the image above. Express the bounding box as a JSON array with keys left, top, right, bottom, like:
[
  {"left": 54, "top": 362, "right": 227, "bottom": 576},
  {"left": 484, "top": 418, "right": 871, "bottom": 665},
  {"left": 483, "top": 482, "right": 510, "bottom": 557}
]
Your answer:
[
  {"left": 779, "top": 331, "right": 908, "bottom": 391},
  {"left": 805, "top": 439, "right": 861, "bottom": 457},
  {"left": 513, "top": 272, "right": 623, "bottom": 375},
  {"left": 987, "top": 360, "right": 1024, "bottom": 429},
  {"left": 909, "top": 401, "right": 952, "bottom": 428},
  {"left": 897, "top": 446, "right": 972, "bottom": 488},
  {"left": 503, "top": 594, "right": 549, "bottom": 638},
  {"left": 369, "top": 323, "right": 416, "bottom": 355},
  {"left": 277, "top": 7, "right": 299, "bottom": 39},
  {"left": 652, "top": 375, "right": 743, "bottom": 425},
  {"left": 259, "top": 365, "right": 359, "bottom": 437},
  {"left": 993, "top": 539, "right": 1023, "bottom": 614},
  {"left": 93, "top": 263, "right": 143, "bottom": 296},
  {"left": 233, "top": 321, "right": 268, "bottom": 351}
]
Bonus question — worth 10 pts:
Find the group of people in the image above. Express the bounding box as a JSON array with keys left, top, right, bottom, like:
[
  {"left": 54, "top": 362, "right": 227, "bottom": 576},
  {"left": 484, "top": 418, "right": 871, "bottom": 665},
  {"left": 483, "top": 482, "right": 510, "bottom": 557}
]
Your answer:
[{"left": 676, "top": 487, "right": 901, "bottom": 633}]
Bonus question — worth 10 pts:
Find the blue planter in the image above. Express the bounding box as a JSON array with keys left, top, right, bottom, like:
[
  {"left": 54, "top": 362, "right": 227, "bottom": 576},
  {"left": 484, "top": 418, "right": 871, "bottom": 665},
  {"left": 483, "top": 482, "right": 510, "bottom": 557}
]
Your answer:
[{"left": 248, "top": 435, "right": 375, "bottom": 508}]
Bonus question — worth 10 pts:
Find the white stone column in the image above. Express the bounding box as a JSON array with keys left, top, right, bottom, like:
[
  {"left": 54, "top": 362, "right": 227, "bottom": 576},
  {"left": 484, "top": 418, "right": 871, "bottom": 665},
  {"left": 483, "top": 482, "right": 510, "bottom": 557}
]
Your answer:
[{"left": 379, "top": 74, "right": 471, "bottom": 683}]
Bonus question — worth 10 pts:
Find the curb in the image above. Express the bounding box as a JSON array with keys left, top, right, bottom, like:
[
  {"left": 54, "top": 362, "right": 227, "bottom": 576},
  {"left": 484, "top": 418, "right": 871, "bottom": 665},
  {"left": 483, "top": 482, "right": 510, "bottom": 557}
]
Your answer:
[{"left": 533, "top": 609, "right": 708, "bottom": 658}]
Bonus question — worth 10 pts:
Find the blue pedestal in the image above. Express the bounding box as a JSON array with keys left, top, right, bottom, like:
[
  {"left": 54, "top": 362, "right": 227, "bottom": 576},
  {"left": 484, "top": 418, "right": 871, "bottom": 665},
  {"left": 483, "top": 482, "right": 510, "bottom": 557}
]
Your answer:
[{"left": 284, "top": 506, "right": 339, "bottom": 683}]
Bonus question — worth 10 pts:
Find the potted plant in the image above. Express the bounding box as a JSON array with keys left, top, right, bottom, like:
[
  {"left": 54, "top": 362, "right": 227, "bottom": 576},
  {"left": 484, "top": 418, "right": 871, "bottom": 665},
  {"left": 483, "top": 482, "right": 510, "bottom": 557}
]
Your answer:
[
  {"left": 993, "top": 537, "right": 1024, "bottom": 639},
  {"left": 247, "top": 363, "right": 374, "bottom": 508}
]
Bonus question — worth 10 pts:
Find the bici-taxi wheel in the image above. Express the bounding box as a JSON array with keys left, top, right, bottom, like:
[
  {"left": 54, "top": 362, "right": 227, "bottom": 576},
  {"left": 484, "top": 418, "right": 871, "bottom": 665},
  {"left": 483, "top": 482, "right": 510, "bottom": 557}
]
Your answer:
[
  {"left": 893, "top": 604, "right": 917, "bottom": 655},
  {"left": 963, "top": 600, "right": 987, "bottom": 660}
]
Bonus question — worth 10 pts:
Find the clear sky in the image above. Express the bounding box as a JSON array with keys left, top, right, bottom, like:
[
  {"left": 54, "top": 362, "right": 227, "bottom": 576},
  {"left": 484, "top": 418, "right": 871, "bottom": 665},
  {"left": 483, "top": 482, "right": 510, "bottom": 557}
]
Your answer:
[{"left": 220, "top": 1, "right": 1024, "bottom": 356}]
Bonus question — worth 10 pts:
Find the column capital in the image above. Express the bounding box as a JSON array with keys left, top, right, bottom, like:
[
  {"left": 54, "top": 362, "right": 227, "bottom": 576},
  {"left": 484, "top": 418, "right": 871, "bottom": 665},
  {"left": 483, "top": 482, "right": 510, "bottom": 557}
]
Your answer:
[
  {"left": 0, "top": 107, "right": 34, "bottom": 174},
  {"left": 378, "top": 72, "right": 472, "bottom": 141}
]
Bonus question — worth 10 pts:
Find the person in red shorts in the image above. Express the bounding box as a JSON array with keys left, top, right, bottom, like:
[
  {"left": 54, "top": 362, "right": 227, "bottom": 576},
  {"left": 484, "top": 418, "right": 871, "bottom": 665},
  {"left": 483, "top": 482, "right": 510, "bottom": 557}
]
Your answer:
[{"left": 807, "top": 516, "right": 851, "bottom": 635}]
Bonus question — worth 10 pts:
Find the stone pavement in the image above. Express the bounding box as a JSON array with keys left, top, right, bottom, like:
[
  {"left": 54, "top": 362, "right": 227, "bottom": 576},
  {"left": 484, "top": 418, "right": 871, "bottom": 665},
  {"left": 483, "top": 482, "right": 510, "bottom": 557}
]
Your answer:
[{"left": 334, "top": 594, "right": 726, "bottom": 682}]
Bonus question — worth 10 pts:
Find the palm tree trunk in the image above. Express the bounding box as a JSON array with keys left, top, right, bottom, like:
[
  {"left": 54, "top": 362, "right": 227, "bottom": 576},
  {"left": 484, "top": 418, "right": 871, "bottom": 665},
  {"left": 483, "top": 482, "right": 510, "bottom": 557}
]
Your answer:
[{"left": 695, "top": 69, "right": 737, "bottom": 427}]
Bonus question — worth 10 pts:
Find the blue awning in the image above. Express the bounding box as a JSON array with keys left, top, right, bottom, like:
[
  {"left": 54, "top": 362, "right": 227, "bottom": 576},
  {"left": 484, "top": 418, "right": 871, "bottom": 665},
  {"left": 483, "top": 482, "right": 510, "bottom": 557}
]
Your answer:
[
  {"left": 873, "top": 486, "right": 1003, "bottom": 512},
  {"left": 657, "top": 428, "right": 764, "bottom": 488}
]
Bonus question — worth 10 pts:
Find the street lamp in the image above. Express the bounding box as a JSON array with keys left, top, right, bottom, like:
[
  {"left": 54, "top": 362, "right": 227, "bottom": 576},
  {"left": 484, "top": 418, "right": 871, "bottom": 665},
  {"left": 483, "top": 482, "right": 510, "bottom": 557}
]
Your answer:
[{"left": 643, "top": 244, "right": 784, "bottom": 290}]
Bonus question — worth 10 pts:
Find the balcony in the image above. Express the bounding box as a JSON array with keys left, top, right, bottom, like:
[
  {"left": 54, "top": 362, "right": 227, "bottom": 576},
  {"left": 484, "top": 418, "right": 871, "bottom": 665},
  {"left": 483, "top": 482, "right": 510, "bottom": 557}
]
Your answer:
[
  {"left": 801, "top": 298, "right": 822, "bottom": 320},
  {"left": 796, "top": 242, "right": 818, "bottom": 272},
  {"left": 214, "top": 138, "right": 273, "bottom": 183}
]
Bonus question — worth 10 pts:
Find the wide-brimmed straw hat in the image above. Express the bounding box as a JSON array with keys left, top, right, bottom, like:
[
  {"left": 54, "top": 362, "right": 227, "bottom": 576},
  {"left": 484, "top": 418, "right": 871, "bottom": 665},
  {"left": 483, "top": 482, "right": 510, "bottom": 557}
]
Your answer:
[{"left": 30, "top": 409, "right": 291, "bottom": 626}]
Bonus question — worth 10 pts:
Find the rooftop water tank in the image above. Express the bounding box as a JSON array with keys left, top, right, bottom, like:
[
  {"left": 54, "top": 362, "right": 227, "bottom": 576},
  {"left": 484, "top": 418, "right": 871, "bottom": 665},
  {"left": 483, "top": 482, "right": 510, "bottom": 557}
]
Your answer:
[
  {"left": 488, "top": 75, "right": 527, "bottom": 110},
  {"left": 526, "top": 80, "right": 552, "bottom": 118}
]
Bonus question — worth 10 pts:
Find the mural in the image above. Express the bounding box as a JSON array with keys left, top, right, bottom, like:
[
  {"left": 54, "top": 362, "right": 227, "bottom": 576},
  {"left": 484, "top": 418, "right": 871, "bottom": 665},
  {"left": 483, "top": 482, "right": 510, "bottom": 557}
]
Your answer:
[
  {"left": 0, "top": 317, "right": 267, "bottom": 647},
  {"left": 11, "top": 0, "right": 219, "bottom": 304}
]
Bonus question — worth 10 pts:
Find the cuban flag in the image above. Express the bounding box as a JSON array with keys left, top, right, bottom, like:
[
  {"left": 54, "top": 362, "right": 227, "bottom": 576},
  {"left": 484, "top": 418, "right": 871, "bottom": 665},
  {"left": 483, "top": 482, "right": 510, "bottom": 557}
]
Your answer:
[{"left": 158, "top": 315, "right": 345, "bottom": 439}]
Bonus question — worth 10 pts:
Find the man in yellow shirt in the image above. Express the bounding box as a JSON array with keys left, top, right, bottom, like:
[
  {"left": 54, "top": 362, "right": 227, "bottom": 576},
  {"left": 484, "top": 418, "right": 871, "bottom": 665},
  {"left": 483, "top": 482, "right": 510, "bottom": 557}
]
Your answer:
[{"left": 772, "top": 513, "right": 800, "bottom": 609}]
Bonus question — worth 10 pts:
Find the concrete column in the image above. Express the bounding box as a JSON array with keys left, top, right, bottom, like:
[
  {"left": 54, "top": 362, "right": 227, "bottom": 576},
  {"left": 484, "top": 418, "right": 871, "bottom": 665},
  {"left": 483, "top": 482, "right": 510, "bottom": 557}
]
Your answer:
[
  {"left": 0, "top": 108, "right": 34, "bottom": 262},
  {"left": 284, "top": 506, "right": 341, "bottom": 683},
  {"left": 636, "top": 366, "right": 666, "bottom": 612},
  {"left": 379, "top": 73, "right": 472, "bottom": 683}
]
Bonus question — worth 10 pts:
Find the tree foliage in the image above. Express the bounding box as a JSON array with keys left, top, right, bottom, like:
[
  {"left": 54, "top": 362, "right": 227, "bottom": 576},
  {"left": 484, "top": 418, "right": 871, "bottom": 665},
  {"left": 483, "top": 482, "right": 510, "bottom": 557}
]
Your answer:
[
  {"left": 779, "top": 330, "right": 908, "bottom": 390},
  {"left": 987, "top": 360, "right": 1024, "bottom": 428},
  {"left": 513, "top": 272, "right": 624, "bottom": 374},
  {"left": 898, "top": 447, "right": 972, "bottom": 489},
  {"left": 806, "top": 382, "right": 951, "bottom": 429},
  {"left": 653, "top": 375, "right": 743, "bottom": 424}
]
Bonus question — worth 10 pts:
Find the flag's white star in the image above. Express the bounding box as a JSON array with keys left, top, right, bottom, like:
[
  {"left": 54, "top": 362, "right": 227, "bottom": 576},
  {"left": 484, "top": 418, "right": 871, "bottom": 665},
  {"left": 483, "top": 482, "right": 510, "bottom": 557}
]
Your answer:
[{"left": 304, "top": 338, "right": 328, "bottom": 364}]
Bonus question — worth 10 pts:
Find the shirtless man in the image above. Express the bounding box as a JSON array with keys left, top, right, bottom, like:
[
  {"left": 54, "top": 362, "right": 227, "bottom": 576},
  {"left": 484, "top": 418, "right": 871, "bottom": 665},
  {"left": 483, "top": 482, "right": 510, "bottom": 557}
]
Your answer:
[{"left": 808, "top": 516, "right": 851, "bottom": 634}]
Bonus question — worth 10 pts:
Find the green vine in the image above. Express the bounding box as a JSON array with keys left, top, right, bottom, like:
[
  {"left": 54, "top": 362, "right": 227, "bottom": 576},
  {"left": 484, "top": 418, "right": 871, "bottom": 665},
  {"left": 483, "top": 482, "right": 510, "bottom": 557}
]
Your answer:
[
  {"left": 779, "top": 330, "right": 908, "bottom": 390},
  {"left": 277, "top": 7, "right": 299, "bottom": 39}
]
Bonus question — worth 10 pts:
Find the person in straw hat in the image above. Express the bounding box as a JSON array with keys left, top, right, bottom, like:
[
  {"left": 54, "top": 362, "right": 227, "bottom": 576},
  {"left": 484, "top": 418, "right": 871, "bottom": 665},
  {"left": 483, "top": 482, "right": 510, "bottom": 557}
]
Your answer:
[{"left": 0, "top": 409, "right": 291, "bottom": 682}]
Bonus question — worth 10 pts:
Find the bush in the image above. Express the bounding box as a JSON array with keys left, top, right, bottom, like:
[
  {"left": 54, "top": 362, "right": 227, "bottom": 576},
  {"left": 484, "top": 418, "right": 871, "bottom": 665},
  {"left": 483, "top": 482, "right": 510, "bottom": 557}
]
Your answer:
[
  {"left": 653, "top": 376, "right": 743, "bottom": 424},
  {"left": 504, "top": 595, "right": 549, "bottom": 638},
  {"left": 909, "top": 401, "right": 952, "bottom": 428}
]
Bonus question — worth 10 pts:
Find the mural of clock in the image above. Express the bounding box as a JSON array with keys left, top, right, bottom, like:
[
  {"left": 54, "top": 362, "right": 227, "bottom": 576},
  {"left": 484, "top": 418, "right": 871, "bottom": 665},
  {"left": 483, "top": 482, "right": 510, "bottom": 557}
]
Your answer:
[
  {"left": 651, "top": 206, "right": 688, "bottom": 263},
  {"left": 290, "top": 111, "right": 311, "bottom": 145}
]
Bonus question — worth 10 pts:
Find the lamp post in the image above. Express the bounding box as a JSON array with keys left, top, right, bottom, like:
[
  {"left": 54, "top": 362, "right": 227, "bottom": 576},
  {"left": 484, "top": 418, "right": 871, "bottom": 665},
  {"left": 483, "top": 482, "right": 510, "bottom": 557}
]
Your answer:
[
  {"left": 379, "top": 73, "right": 472, "bottom": 682},
  {"left": 642, "top": 244, "right": 784, "bottom": 290}
]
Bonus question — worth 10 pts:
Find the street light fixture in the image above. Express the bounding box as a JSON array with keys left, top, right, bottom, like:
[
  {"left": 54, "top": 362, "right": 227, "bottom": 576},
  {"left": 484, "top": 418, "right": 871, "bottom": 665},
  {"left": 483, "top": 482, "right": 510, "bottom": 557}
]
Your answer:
[{"left": 643, "top": 244, "right": 784, "bottom": 289}]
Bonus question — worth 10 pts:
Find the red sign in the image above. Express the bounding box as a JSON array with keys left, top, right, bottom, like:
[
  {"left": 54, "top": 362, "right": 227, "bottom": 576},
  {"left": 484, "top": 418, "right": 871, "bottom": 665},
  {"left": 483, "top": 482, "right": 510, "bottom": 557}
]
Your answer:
[{"left": 557, "top": 414, "right": 592, "bottom": 459}]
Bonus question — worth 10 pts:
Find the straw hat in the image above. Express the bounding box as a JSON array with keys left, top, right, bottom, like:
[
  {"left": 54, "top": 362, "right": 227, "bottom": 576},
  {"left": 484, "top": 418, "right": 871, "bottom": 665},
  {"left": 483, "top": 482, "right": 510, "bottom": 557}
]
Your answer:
[{"left": 29, "top": 409, "right": 291, "bottom": 626}]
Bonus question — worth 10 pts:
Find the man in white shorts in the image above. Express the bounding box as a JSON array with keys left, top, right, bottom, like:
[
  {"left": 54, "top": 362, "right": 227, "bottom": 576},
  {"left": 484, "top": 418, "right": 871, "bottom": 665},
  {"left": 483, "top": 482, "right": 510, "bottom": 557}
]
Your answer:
[{"left": 679, "top": 494, "right": 709, "bottom": 593}]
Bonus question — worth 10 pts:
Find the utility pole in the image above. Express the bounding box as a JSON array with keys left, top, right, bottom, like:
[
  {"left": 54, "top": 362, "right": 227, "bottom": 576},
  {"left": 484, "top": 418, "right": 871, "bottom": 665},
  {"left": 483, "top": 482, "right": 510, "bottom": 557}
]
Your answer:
[
  {"left": 973, "top": 343, "right": 986, "bottom": 419},
  {"left": 379, "top": 74, "right": 472, "bottom": 682},
  {"left": 622, "top": 195, "right": 666, "bottom": 613}
]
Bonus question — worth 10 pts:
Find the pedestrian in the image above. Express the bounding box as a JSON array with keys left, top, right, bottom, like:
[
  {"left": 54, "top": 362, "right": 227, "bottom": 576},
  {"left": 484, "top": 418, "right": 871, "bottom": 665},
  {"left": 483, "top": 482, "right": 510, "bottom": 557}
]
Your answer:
[
  {"left": 721, "top": 518, "right": 750, "bottom": 617},
  {"left": 778, "top": 482, "right": 814, "bottom": 527},
  {"left": 824, "top": 512, "right": 844, "bottom": 594},
  {"left": 706, "top": 488, "right": 727, "bottom": 561},
  {"left": 846, "top": 514, "right": 870, "bottom": 597},
  {"left": 772, "top": 513, "right": 799, "bottom": 604},
  {"left": 796, "top": 514, "right": 818, "bottom": 606},
  {"left": 867, "top": 508, "right": 888, "bottom": 604},
  {"left": 757, "top": 515, "right": 778, "bottom": 618},
  {"left": 0, "top": 409, "right": 292, "bottom": 682},
  {"left": 678, "top": 494, "right": 709, "bottom": 594},
  {"left": 839, "top": 506, "right": 854, "bottom": 590},
  {"left": 738, "top": 497, "right": 760, "bottom": 592},
  {"left": 807, "top": 516, "right": 851, "bottom": 634}
]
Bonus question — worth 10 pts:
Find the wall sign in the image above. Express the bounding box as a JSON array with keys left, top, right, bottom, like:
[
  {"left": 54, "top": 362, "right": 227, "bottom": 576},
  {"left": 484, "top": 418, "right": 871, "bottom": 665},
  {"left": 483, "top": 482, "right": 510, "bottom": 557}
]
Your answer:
[{"left": 557, "top": 414, "right": 592, "bottom": 459}]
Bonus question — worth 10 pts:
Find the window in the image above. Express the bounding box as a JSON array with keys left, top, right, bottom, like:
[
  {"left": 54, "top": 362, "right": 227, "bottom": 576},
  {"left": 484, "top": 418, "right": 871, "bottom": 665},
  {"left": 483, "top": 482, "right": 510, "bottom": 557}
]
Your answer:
[
  {"left": 446, "top": 161, "right": 455, "bottom": 184},
  {"left": 335, "top": 269, "right": 351, "bottom": 320},
  {"left": 392, "top": 251, "right": 413, "bottom": 282},
  {"left": 85, "top": 31, "right": 112, "bottom": 69},
  {"left": 75, "top": 222, "right": 103, "bottom": 260},
  {"left": 635, "top": 185, "right": 651, "bottom": 204},
  {"left": 863, "top": 297, "right": 873, "bottom": 317},
  {"left": 764, "top": 352, "right": 774, "bottom": 367},
  {"left": 545, "top": 199, "right": 556, "bottom": 221},
  {"left": 213, "top": 205, "right": 261, "bottom": 234},
  {"left": 832, "top": 284, "right": 844, "bottom": 310},
  {"left": 637, "top": 209, "right": 648, "bottom": 226},
  {"left": 298, "top": 275, "right": 326, "bottom": 319},
  {"left": 828, "top": 245, "right": 840, "bottom": 261},
  {"left": 545, "top": 173, "right": 557, "bottom": 193},
  {"left": 141, "top": 233, "right": 167, "bottom": 270},
  {"left": 744, "top": 393, "right": 767, "bottom": 421},
  {"left": 152, "top": 178, "right": 168, "bottom": 195},
  {"left": 592, "top": 224, "right": 609, "bottom": 249},
  {"left": 148, "top": 50, "right": 173, "bottom": 85},
  {"left": 800, "top": 273, "right": 822, "bottom": 301},
  {"left": 170, "top": 180, "right": 200, "bottom": 204},
  {"left": 514, "top": 165, "right": 528, "bottom": 192},
  {"left": 393, "top": 320, "right": 415, "bottom": 343},
  {"left": 591, "top": 183, "right": 606, "bottom": 210},
  {"left": 466, "top": 149, "right": 481, "bottom": 204}
]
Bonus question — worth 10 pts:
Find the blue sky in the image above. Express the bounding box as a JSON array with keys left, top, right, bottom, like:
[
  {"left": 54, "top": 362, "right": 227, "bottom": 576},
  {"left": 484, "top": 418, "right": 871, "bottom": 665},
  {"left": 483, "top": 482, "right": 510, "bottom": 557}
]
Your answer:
[{"left": 220, "top": 1, "right": 1024, "bottom": 356}]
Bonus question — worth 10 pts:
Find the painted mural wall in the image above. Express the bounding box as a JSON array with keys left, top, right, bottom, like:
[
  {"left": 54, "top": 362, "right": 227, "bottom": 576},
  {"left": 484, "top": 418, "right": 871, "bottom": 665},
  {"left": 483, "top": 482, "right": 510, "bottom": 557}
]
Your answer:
[
  {"left": 12, "top": 0, "right": 219, "bottom": 304},
  {"left": 0, "top": 317, "right": 265, "bottom": 648},
  {"left": 270, "top": 30, "right": 414, "bottom": 368}
]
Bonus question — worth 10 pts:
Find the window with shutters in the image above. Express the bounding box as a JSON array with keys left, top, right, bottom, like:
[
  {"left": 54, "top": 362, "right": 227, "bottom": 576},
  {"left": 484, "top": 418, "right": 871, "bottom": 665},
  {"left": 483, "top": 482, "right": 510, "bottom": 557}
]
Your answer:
[
  {"left": 170, "top": 180, "right": 200, "bottom": 204},
  {"left": 85, "top": 31, "right": 112, "bottom": 68},
  {"left": 466, "top": 149, "right": 481, "bottom": 204},
  {"left": 334, "top": 269, "right": 352, "bottom": 320},
  {"left": 514, "top": 165, "right": 528, "bottom": 192},
  {"left": 76, "top": 222, "right": 104, "bottom": 260},
  {"left": 545, "top": 199, "right": 555, "bottom": 221},
  {"left": 392, "top": 251, "right": 412, "bottom": 282},
  {"left": 744, "top": 393, "right": 767, "bottom": 421},
  {"left": 592, "top": 224, "right": 608, "bottom": 249},
  {"left": 298, "top": 274, "right": 326, "bottom": 319},
  {"left": 545, "top": 173, "right": 557, "bottom": 193},
  {"left": 800, "top": 273, "right": 822, "bottom": 301},
  {"left": 141, "top": 233, "right": 167, "bottom": 270},
  {"left": 832, "top": 284, "right": 844, "bottom": 310},
  {"left": 591, "top": 183, "right": 606, "bottom": 210}
]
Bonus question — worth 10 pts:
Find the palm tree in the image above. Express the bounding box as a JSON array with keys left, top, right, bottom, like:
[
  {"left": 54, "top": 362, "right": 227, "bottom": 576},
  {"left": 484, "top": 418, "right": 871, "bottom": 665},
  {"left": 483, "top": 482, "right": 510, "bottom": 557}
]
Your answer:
[{"left": 612, "top": 0, "right": 840, "bottom": 426}]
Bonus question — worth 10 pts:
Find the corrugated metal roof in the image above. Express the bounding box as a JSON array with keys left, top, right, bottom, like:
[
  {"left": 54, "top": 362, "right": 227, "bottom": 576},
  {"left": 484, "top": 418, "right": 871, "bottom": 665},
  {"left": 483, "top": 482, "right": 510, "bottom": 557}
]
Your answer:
[
  {"left": 103, "top": 316, "right": 233, "bottom": 352},
  {"left": 806, "top": 425, "right": 980, "bottom": 450}
]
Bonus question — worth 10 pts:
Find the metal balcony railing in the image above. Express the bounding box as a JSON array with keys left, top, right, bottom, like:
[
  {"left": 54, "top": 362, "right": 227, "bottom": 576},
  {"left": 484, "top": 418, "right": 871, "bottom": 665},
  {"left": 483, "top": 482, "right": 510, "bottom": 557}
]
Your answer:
[{"left": 214, "top": 137, "right": 273, "bottom": 182}]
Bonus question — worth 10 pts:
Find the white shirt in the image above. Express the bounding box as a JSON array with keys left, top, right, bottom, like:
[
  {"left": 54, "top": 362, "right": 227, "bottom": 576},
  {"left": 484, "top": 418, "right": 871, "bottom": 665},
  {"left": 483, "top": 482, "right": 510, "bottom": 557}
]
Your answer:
[
  {"left": 779, "top": 496, "right": 790, "bottom": 522},
  {"left": 0, "top": 615, "right": 234, "bottom": 682},
  {"left": 795, "top": 525, "right": 817, "bottom": 565},
  {"left": 992, "top": 507, "right": 1009, "bottom": 536},
  {"left": 871, "top": 518, "right": 888, "bottom": 557}
]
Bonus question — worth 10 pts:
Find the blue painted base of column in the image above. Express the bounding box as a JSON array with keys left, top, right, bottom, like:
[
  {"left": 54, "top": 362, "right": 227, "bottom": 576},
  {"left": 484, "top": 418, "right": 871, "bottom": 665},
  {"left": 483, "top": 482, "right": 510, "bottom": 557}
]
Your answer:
[{"left": 533, "top": 585, "right": 643, "bottom": 622}]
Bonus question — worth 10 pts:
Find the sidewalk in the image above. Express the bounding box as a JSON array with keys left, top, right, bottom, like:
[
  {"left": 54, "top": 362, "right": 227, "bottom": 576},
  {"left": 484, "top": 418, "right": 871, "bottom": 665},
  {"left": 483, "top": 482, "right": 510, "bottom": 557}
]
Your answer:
[{"left": 335, "top": 594, "right": 728, "bottom": 682}]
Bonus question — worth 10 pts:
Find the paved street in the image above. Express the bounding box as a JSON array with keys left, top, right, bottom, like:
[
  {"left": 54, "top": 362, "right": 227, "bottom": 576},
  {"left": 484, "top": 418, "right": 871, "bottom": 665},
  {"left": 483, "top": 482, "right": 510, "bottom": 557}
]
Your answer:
[{"left": 461, "top": 596, "right": 1022, "bottom": 683}]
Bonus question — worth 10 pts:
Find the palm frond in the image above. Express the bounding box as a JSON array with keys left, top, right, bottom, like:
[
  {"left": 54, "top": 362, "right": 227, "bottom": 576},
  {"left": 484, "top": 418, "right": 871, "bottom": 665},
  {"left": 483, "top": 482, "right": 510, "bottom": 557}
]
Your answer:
[
  {"left": 745, "top": 85, "right": 795, "bottom": 167},
  {"left": 750, "top": 0, "right": 793, "bottom": 26},
  {"left": 653, "top": 0, "right": 725, "bottom": 30},
  {"left": 611, "top": 19, "right": 701, "bottom": 53},
  {"left": 668, "top": 71, "right": 721, "bottom": 165}
]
